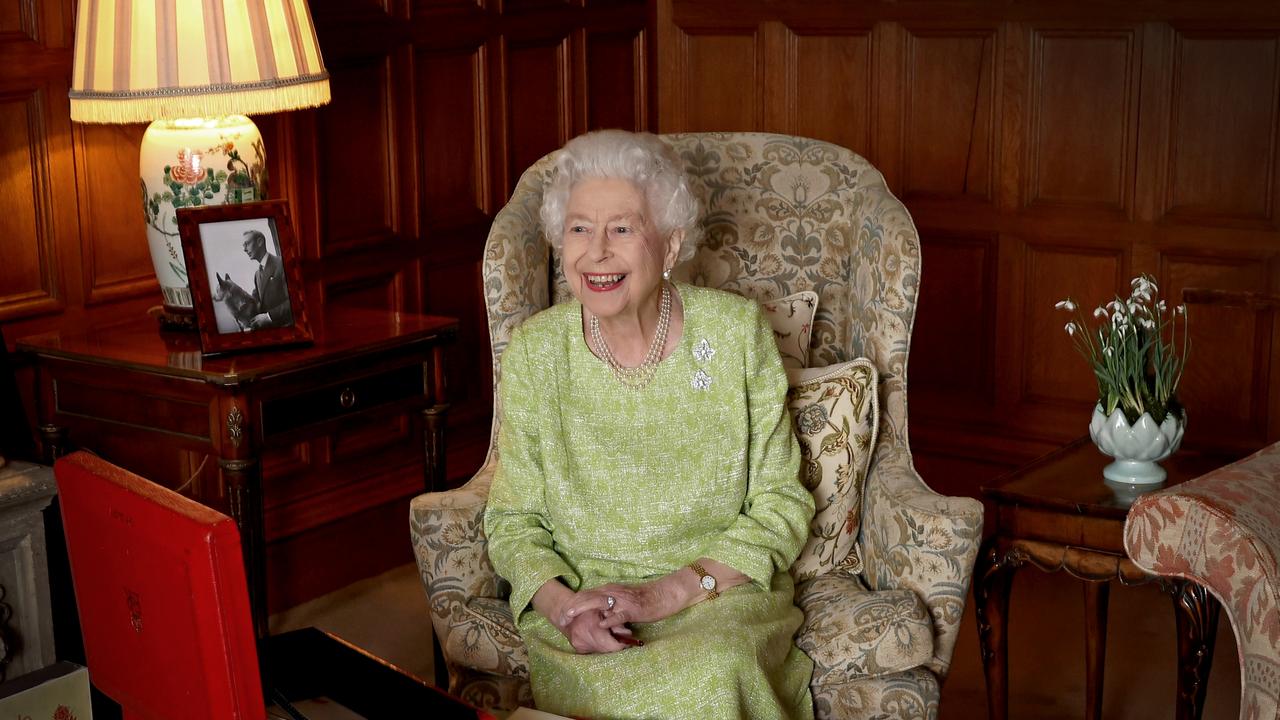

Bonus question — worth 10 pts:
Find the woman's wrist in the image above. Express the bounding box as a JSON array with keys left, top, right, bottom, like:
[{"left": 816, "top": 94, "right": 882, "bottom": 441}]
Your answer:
[{"left": 532, "top": 579, "right": 573, "bottom": 628}]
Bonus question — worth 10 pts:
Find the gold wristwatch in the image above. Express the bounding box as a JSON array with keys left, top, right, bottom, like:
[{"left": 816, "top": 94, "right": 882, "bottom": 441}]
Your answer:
[{"left": 688, "top": 561, "right": 719, "bottom": 601}]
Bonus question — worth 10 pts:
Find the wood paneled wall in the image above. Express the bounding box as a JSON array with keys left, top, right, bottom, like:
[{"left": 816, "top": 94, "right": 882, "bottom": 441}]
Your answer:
[
  {"left": 657, "top": 0, "right": 1280, "bottom": 488},
  {"left": 0, "top": 0, "right": 649, "bottom": 607}
]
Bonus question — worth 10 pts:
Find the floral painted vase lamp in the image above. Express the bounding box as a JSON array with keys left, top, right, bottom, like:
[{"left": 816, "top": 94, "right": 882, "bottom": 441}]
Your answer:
[
  {"left": 1057, "top": 275, "right": 1191, "bottom": 485},
  {"left": 68, "top": 0, "right": 330, "bottom": 328}
]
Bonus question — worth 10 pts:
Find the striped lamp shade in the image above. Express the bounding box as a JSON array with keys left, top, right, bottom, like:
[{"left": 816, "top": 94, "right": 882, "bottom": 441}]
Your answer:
[{"left": 70, "top": 0, "right": 330, "bottom": 123}]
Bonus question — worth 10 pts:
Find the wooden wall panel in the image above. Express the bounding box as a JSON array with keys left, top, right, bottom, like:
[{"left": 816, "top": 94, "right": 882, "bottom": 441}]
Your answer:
[
  {"left": 684, "top": 33, "right": 758, "bottom": 132},
  {"left": 911, "top": 231, "right": 996, "bottom": 400},
  {"left": 1166, "top": 33, "right": 1280, "bottom": 225},
  {"left": 506, "top": 37, "right": 570, "bottom": 193},
  {"left": 1162, "top": 253, "right": 1273, "bottom": 450},
  {"left": 903, "top": 30, "right": 996, "bottom": 201},
  {"left": 74, "top": 124, "right": 153, "bottom": 304},
  {"left": 323, "top": 270, "right": 404, "bottom": 311},
  {"left": 794, "top": 32, "right": 872, "bottom": 156},
  {"left": 417, "top": 46, "right": 489, "bottom": 225},
  {"left": 585, "top": 30, "right": 644, "bottom": 131},
  {"left": 319, "top": 60, "right": 397, "bottom": 253},
  {"left": 1020, "top": 243, "right": 1125, "bottom": 406},
  {"left": 0, "top": 4, "right": 26, "bottom": 35},
  {"left": 0, "top": 91, "right": 54, "bottom": 317},
  {"left": 1027, "top": 29, "right": 1137, "bottom": 213}
]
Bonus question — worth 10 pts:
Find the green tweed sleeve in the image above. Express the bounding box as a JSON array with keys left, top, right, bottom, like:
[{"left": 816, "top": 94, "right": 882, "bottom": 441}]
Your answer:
[
  {"left": 484, "top": 326, "right": 581, "bottom": 622},
  {"left": 702, "top": 304, "right": 813, "bottom": 588}
]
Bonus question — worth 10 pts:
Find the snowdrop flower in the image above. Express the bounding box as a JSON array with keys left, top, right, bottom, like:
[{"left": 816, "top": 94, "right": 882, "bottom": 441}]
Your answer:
[
  {"left": 1065, "top": 322, "right": 1077, "bottom": 336},
  {"left": 1055, "top": 299, "right": 1077, "bottom": 311},
  {"left": 1094, "top": 306, "right": 1108, "bottom": 319},
  {"left": 1102, "top": 345, "right": 1112, "bottom": 357},
  {"left": 1157, "top": 300, "right": 1167, "bottom": 312},
  {"left": 1141, "top": 318, "right": 1155, "bottom": 330},
  {"left": 1176, "top": 304, "right": 1186, "bottom": 315}
]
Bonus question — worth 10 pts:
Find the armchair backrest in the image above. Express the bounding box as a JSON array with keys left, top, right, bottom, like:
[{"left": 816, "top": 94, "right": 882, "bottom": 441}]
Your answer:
[{"left": 481, "top": 132, "right": 921, "bottom": 479}]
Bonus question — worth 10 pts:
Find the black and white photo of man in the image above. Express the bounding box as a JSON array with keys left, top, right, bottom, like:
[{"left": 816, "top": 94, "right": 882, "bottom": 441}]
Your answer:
[{"left": 240, "top": 229, "right": 293, "bottom": 330}]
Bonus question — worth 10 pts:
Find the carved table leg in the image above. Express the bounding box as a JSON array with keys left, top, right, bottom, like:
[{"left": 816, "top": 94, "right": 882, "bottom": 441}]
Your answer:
[
  {"left": 221, "top": 456, "right": 267, "bottom": 640},
  {"left": 38, "top": 424, "right": 68, "bottom": 464},
  {"left": 422, "top": 404, "right": 449, "bottom": 493},
  {"left": 975, "top": 536, "right": 1020, "bottom": 720},
  {"left": 1083, "top": 580, "right": 1111, "bottom": 720},
  {"left": 1171, "top": 580, "right": 1219, "bottom": 720}
]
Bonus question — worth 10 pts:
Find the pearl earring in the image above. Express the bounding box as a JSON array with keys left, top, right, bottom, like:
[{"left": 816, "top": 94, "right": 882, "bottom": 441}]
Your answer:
[{"left": 662, "top": 268, "right": 671, "bottom": 281}]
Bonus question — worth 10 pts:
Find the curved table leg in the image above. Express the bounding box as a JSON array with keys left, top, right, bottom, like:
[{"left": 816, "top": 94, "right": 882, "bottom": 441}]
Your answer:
[
  {"left": 1171, "top": 580, "right": 1219, "bottom": 720},
  {"left": 975, "top": 536, "right": 1021, "bottom": 720}
]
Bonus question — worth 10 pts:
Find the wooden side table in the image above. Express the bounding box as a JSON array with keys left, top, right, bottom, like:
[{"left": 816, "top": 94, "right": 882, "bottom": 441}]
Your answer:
[
  {"left": 17, "top": 307, "right": 457, "bottom": 638},
  {"left": 974, "top": 438, "right": 1235, "bottom": 720}
]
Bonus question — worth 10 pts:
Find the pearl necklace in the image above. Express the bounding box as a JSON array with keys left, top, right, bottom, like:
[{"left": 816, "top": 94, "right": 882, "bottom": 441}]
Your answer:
[{"left": 589, "top": 284, "right": 672, "bottom": 390}]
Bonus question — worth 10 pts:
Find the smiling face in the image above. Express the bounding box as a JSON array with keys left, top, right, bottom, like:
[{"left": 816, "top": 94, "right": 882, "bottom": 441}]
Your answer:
[{"left": 560, "top": 177, "right": 681, "bottom": 325}]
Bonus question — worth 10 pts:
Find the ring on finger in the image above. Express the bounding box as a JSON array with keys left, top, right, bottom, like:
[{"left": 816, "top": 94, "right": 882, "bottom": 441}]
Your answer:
[{"left": 606, "top": 595, "right": 616, "bottom": 611}]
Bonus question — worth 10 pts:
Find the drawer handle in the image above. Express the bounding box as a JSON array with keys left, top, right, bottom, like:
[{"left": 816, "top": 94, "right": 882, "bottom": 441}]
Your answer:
[{"left": 339, "top": 387, "right": 356, "bottom": 409}]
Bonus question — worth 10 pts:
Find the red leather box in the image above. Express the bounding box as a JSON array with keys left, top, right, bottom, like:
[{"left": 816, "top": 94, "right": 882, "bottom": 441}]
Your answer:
[{"left": 55, "top": 452, "right": 265, "bottom": 720}]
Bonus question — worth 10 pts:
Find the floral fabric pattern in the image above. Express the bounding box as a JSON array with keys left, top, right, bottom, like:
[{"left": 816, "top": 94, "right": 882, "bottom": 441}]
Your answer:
[
  {"left": 410, "top": 133, "right": 985, "bottom": 717},
  {"left": 787, "top": 360, "right": 879, "bottom": 581},
  {"left": 796, "top": 569, "right": 934, "bottom": 683},
  {"left": 1125, "top": 442, "right": 1280, "bottom": 720},
  {"left": 762, "top": 290, "right": 819, "bottom": 368}
]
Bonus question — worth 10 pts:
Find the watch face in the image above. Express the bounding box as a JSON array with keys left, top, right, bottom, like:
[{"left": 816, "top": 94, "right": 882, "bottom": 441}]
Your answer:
[{"left": 700, "top": 574, "right": 716, "bottom": 591}]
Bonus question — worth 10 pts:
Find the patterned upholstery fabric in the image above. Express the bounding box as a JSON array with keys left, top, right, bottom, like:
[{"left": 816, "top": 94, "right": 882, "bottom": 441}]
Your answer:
[
  {"left": 762, "top": 290, "right": 819, "bottom": 368},
  {"left": 787, "top": 359, "right": 879, "bottom": 581},
  {"left": 409, "top": 133, "right": 985, "bottom": 718},
  {"left": 796, "top": 568, "right": 933, "bottom": 683},
  {"left": 1125, "top": 442, "right": 1280, "bottom": 720}
]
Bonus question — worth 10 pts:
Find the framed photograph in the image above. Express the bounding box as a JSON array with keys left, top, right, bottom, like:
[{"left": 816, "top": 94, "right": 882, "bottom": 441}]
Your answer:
[{"left": 177, "top": 200, "right": 312, "bottom": 356}]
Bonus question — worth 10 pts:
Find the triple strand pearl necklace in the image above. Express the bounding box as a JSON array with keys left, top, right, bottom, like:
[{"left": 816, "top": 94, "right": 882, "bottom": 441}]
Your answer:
[{"left": 589, "top": 283, "right": 672, "bottom": 390}]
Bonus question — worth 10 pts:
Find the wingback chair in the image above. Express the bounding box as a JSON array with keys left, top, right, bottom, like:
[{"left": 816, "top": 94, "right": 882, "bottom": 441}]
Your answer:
[{"left": 409, "top": 133, "right": 984, "bottom": 719}]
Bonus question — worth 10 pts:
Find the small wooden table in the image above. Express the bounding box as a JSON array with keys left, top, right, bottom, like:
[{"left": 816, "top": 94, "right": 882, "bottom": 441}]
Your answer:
[
  {"left": 17, "top": 307, "right": 457, "bottom": 638},
  {"left": 974, "top": 438, "right": 1233, "bottom": 720}
]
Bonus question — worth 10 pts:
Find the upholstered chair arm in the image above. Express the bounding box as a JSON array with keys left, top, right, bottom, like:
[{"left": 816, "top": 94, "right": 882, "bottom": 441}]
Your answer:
[
  {"left": 410, "top": 461, "right": 507, "bottom": 643},
  {"left": 857, "top": 461, "right": 984, "bottom": 680},
  {"left": 1125, "top": 442, "right": 1280, "bottom": 720}
]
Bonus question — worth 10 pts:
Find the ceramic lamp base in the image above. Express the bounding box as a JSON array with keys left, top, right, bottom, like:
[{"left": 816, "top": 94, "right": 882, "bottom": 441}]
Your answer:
[
  {"left": 140, "top": 116, "right": 267, "bottom": 315},
  {"left": 1102, "top": 459, "right": 1167, "bottom": 485}
]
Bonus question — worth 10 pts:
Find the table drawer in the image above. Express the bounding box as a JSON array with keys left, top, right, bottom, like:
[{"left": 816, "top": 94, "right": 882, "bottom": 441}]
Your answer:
[{"left": 261, "top": 363, "right": 424, "bottom": 437}]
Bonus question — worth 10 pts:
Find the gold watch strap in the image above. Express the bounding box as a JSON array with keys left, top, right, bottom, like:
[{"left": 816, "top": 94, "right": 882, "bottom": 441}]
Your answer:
[{"left": 689, "top": 561, "right": 719, "bottom": 601}]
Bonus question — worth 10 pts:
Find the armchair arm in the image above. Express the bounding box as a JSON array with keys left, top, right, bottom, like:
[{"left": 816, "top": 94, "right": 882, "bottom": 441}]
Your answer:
[
  {"left": 409, "top": 460, "right": 507, "bottom": 645},
  {"left": 857, "top": 458, "right": 984, "bottom": 680},
  {"left": 1125, "top": 443, "right": 1280, "bottom": 719}
]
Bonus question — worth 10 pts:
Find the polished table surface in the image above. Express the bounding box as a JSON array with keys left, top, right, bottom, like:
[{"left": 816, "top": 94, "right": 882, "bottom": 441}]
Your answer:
[
  {"left": 976, "top": 437, "right": 1240, "bottom": 720},
  {"left": 16, "top": 307, "right": 456, "bottom": 382}
]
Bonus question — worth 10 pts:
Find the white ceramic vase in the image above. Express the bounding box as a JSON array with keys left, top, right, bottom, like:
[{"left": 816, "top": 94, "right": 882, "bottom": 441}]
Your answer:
[{"left": 1089, "top": 404, "right": 1186, "bottom": 485}]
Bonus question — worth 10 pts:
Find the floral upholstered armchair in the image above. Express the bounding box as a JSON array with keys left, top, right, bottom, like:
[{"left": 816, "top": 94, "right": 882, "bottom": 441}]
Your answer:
[
  {"left": 1125, "top": 441, "right": 1280, "bottom": 720},
  {"left": 409, "top": 133, "right": 984, "bottom": 718}
]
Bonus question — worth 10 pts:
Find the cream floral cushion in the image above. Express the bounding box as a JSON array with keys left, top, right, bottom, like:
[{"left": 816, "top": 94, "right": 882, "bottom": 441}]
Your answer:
[
  {"left": 796, "top": 570, "right": 934, "bottom": 683},
  {"left": 761, "top": 291, "right": 818, "bottom": 368},
  {"left": 787, "top": 359, "right": 879, "bottom": 582}
]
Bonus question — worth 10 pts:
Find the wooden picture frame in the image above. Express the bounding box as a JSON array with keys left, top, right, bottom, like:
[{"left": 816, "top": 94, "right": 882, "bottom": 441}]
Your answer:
[{"left": 177, "top": 200, "right": 312, "bottom": 356}]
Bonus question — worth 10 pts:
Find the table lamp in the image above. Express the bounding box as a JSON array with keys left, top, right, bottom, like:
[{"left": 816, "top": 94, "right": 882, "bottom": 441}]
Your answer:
[{"left": 69, "top": 0, "right": 330, "bottom": 328}]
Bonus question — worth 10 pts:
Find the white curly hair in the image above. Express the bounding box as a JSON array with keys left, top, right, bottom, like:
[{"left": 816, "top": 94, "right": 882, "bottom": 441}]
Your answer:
[{"left": 539, "top": 130, "right": 701, "bottom": 263}]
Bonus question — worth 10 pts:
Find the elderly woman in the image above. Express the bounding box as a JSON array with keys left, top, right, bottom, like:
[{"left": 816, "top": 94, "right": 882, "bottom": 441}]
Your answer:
[{"left": 483, "top": 130, "right": 815, "bottom": 719}]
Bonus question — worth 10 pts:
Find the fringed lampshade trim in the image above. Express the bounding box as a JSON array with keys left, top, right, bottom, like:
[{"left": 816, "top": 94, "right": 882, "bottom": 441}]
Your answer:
[{"left": 70, "top": 77, "right": 330, "bottom": 123}]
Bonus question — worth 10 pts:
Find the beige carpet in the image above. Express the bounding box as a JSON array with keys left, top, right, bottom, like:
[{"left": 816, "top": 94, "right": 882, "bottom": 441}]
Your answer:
[
  {"left": 270, "top": 562, "right": 1242, "bottom": 718},
  {"left": 269, "top": 563, "right": 435, "bottom": 682}
]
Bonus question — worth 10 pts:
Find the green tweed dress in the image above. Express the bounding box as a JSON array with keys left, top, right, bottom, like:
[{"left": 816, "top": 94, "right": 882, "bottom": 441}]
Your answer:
[{"left": 484, "top": 283, "right": 816, "bottom": 720}]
